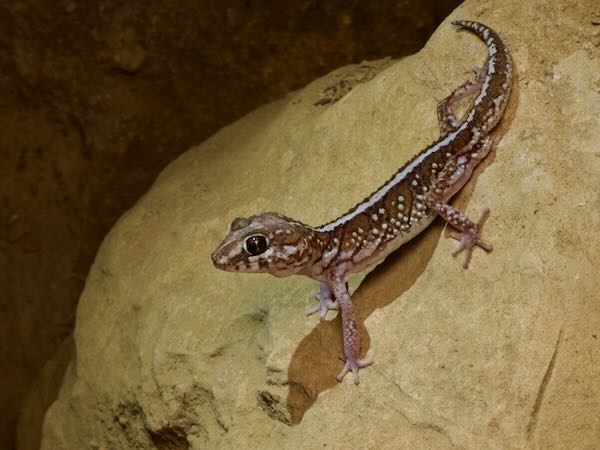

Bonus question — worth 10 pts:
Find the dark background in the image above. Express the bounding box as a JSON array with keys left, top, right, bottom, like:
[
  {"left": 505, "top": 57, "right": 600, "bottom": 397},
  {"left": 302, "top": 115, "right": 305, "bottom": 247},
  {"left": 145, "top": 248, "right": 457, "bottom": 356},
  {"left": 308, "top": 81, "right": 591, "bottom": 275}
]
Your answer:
[{"left": 0, "top": 1, "right": 461, "bottom": 448}]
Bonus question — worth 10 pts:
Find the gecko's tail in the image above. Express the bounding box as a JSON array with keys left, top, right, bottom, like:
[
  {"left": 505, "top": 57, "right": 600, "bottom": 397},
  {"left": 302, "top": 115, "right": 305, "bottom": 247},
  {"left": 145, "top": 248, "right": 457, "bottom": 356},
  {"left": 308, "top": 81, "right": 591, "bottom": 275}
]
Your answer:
[
  {"left": 452, "top": 20, "right": 501, "bottom": 43},
  {"left": 451, "top": 20, "right": 513, "bottom": 131}
]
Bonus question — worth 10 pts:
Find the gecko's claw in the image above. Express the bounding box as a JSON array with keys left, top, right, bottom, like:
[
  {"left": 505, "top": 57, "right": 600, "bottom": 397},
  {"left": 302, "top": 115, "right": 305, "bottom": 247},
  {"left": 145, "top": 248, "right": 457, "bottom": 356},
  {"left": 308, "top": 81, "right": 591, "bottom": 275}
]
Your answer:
[
  {"left": 336, "top": 355, "right": 374, "bottom": 385},
  {"left": 450, "top": 208, "right": 493, "bottom": 269},
  {"left": 305, "top": 291, "right": 339, "bottom": 321}
]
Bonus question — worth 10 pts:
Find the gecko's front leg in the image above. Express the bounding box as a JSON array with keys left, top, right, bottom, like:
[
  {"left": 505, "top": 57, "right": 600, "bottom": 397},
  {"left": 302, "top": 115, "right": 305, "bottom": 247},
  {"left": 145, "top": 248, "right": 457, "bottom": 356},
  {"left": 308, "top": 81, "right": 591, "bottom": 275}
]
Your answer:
[
  {"left": 305, "top": 282, "right": 339, "bottom": 320},
  {"left": 330, "top": 277, "right": 373, "bottom": 384}
]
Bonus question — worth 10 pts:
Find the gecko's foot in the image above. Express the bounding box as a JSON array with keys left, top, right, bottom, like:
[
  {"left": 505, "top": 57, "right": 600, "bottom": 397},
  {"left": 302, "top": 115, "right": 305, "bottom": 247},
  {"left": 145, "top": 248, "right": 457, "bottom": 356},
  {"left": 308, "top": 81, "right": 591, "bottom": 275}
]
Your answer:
[
  {"left": 305, "top": 291, "right": 339, "bottom": 321},
  {"left": 336, "top": 356, "right": 374, "bottom": 385},
  {"left": 450, "top": 208, "right": 493, "bottom": 269}
]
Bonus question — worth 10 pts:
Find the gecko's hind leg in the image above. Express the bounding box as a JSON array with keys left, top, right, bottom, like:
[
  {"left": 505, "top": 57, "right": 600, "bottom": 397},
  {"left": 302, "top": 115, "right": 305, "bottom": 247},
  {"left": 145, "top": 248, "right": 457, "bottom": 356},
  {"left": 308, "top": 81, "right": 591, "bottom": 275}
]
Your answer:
[
  {"left": 426, "top": 137, "right": 494, "bottom": 268},
  {"left": 437, "top": 67, "right": 486, "bottom": 134},
  {"left": 433, "top": 204, "right": 493, "bottom": 269},
  {"left": 305, "top": 282, "right": 339, "bottom": 320}
]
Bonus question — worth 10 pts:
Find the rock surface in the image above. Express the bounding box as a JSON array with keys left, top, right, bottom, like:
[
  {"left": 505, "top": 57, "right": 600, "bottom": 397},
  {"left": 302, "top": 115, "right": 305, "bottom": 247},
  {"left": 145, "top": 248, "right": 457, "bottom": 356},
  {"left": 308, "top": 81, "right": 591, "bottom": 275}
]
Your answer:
[
  {"left": 41, "top": 0, "right": 600, "bottom": 448},
  {"left": 3, "top": 2, "right": 460, "bottom": 448}
]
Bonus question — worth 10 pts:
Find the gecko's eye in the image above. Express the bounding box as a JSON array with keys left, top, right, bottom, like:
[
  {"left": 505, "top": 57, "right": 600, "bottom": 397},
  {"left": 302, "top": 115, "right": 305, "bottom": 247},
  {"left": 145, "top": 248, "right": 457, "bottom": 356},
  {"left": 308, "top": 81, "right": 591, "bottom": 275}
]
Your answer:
[{"left": 243, "top": 234, "right": 268, "bottom": 256}]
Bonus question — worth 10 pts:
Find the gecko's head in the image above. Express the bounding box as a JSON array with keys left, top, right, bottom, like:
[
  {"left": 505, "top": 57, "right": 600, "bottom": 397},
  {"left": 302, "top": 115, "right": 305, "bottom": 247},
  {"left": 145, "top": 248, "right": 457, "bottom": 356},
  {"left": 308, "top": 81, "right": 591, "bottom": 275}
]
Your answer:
[{"left": 211, "top": 213, "right": 314, "bottom": 277}]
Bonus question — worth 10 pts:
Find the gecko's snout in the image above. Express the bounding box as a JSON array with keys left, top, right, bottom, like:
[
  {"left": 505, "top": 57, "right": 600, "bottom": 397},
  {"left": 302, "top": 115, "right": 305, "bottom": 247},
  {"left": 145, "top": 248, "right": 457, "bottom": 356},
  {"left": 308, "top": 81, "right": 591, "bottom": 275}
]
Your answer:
[{"left": 211, "top": 247, "right": 229, "bottom": 270}]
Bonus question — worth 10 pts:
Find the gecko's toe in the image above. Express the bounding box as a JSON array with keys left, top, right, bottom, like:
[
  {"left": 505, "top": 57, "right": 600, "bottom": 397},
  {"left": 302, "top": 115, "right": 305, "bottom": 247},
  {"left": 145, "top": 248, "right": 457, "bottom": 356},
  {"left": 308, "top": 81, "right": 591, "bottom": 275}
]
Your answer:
[
  {"left": 450, "top": 208, "right": 493, "bottom": 269},
  {"left": 305, "top": 297, "right": 339, "bottom": 320},
  {"left": 336, "top": 356, "right": 374, "bottom": 385}
]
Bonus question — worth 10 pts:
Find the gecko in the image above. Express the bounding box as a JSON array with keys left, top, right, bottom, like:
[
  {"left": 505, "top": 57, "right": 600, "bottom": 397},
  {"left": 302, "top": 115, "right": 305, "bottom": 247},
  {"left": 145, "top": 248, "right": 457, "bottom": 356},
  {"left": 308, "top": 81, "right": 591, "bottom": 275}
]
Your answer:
[{"left": 211, "top": 20, "right": 513, "bottom": 384}]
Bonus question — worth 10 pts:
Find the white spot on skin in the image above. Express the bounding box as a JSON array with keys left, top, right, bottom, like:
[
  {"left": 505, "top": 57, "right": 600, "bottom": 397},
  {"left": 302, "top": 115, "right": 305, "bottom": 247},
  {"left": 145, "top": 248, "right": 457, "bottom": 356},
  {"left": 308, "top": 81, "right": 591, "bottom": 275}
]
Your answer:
[
  {"left": 372, "top": 214, "right": 378, "bottom": 221},
  {"left": 283, "top": 245, "right": 299, "bottom": 255},
  {"left": 321, "top": 245, "right": 339, "bottom": 266},
  {"left": 378, "top": 208, "right": 385, "bottom": 214},
  {"left": 382, "top": 223, "right": 388, "bottom": 230},
  {"left": 372, "top": 229, "right": 379, "bottom": 235}
]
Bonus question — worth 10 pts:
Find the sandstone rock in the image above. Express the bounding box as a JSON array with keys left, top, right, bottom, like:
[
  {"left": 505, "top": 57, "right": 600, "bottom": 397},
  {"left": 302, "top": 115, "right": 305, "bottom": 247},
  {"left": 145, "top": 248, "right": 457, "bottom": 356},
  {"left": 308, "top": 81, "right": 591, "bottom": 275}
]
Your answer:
[{"left": 41, "top": 0, "right": 600, "bottom": 448}]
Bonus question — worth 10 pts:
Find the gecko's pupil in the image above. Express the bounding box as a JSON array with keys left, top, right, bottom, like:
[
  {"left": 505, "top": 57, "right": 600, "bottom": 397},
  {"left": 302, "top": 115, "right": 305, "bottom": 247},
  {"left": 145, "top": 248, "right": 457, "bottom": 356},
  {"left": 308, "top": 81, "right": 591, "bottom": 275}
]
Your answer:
[{"left": 244, "top": 235, "right": 268, "bottom": 256}]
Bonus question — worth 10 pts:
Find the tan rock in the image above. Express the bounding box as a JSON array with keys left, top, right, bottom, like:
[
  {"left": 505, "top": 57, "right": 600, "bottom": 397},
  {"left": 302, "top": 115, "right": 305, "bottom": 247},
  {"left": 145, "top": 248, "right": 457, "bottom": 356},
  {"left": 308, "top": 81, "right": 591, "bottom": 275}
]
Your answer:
[{"left": 41, "top": 0, "right": 600, "bottom": 448}]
